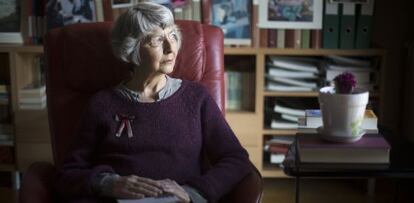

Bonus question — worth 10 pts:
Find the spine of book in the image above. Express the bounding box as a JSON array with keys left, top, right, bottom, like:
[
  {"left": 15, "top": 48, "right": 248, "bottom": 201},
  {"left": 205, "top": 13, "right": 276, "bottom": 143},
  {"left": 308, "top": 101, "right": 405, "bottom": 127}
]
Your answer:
[
  {"left": 21, "top": 0, "right": 30, "bottom": 44},
  {"left": 192, "top": 0, "right": 201, "bottom": 22},
  {"left": 301, "top": 29, "right": 310, "bottom": 49},
  {"left": 285, "top": 29, "right": 295, "bottom": 48},
  {"left": 310, "top": 29, "right": 322, "bottom": 49},
  {"left": 267, "top": 29, "right": 277, "bottom": 48},
  {"left": 102, "top": 0, "right": 114, "bottom": 21},
  {"left": 251, "top": 0, "right": 259, "bottom": 48},
  {"left": 294, "top": 29, "right": 302, "bottom": 48},
  {"left": 95, "top": 0, "right": 104, "bottom": 22},
  {"left": 259, "top": 29, "right": 268, "bottom": 48},
  {"left": 201, "top": 0, "right": 211, "bottom": 24},
  {"left": 276, "top": 29, "right": 285, "bottom": 48}
]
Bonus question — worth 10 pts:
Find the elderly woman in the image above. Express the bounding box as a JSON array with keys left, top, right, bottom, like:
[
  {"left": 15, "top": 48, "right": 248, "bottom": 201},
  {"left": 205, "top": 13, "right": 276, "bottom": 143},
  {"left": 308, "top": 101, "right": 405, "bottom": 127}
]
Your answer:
[{"left": 56, "top": 2, "right": 251, "bottom": 203}]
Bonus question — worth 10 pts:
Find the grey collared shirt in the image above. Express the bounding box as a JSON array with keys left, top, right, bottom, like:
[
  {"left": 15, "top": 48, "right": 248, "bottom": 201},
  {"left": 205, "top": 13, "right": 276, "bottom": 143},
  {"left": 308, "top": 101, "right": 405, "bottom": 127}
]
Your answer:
[{"left": 117, "top": 75, "right": 182, "bottom": 102}]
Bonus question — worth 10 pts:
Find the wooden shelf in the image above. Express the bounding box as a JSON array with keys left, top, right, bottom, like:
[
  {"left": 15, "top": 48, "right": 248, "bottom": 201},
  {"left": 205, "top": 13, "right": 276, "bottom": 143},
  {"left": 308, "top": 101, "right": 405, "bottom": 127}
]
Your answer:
[
  {"left": 262, "top": 48, "right": 386, "bottom": 56},
  {"left": 262, "top": 129, "right": 297, "bottom": 136},
  {"left": 263, "top": 91, "right": 379, "bottom": 97},
  {"left": 261, "top": 165, "right": 289, "bottom": 178},
  {"left": 224, "top": 47, "right": 387, "bottom": 56},
  {"left": 263, "top": 91, "right": 318, "bottom": 97},
  {"left": 0, "top": 44, "right": 43, "bottom": 53},
  {"left": 225, "top": 110, "right": 257, "bottom": 115},
  {"left": 0, "top": 163, "right": 16, "bottom": 171},
  {"left": 224, "top": 47, "right": 258, "bottom": 55}
]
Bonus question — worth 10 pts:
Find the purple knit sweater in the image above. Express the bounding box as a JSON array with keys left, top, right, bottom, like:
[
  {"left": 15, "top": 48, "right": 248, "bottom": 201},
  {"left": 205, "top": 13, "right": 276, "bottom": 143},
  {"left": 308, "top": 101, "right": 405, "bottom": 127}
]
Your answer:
[{"left": 56, "top": 80, "right": 251, "bottom": 202}]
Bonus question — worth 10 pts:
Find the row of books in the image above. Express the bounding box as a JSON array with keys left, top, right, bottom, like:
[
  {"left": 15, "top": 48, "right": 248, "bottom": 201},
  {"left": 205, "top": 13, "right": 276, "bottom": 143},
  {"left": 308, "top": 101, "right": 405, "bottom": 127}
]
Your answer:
[
  {"left": 262, "top": 29, "right": 321, "bottom": 49},
  {"left": 265, "top": 55, "right": 378, "bottom": 92},
  {"left": 18, "top": 55, "right": 46, "bottom": 110},
  {"left": 264, "top": 136, "right": 294, "bottom": 167}
]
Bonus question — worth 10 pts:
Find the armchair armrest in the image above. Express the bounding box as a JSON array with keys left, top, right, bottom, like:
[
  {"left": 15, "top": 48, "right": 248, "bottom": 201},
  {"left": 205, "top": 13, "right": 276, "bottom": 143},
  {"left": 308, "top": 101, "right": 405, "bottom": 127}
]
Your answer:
[
  {"left": 20, "top": 162, "right": 57, "bottom": 203},
  {"left": 219, "top": 163, "right": 263, "bottom": 203}
]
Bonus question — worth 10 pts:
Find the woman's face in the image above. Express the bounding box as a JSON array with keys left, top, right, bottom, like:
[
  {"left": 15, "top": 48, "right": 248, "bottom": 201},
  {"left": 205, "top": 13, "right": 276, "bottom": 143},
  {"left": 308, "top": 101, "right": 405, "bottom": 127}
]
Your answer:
[{"left": 139, "top": 26, "right": 179, "bottom": 75}]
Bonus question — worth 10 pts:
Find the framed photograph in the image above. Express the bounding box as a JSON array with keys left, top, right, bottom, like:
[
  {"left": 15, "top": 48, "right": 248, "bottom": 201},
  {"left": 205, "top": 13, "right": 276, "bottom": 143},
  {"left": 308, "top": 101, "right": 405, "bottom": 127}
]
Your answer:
[
  {"left": 46, "top": 0, "right": 96, "bottom": 30},
  {"left": 112, "top": 0, "right": 133, "bottom": 8},
  {"left": 211, "top": 0, "right": 252, "bottom": 46},
  {"left": 0, "top": 0, "right": 23, "bottom": 43},
  {"left": 258, "top": 0, "right": 323, "bottom": 29}
]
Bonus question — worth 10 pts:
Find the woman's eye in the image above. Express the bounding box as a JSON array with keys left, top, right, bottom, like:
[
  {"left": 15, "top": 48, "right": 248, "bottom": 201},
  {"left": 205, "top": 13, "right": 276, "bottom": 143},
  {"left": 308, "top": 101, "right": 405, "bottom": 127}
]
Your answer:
[
  {"left": 150, "top": 36, "right": 163, "bottom": 46},
  {"left": 169, "top": 33, "right": 178, "bottom": 41}
]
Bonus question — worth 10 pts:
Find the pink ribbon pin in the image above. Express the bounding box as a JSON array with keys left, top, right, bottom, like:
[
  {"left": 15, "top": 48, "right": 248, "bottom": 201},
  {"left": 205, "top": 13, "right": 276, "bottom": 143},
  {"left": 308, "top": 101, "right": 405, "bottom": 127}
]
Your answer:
[{"left": 114, "top": 114, "right": 135, "bottom": 138}]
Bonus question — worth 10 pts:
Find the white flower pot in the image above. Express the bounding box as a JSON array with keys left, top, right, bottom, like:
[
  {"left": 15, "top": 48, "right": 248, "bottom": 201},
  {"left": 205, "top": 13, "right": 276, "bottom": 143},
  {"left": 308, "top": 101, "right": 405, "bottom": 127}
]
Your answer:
[{"left": 318, "top": 86, "right": 369, "bottom": 142}]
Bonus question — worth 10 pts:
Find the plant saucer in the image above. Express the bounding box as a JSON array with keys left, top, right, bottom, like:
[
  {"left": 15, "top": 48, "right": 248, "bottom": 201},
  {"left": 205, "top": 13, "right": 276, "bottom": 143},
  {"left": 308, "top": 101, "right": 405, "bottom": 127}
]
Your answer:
[{"left": 317, "top": 126, "right": 366, "bottom": 143}]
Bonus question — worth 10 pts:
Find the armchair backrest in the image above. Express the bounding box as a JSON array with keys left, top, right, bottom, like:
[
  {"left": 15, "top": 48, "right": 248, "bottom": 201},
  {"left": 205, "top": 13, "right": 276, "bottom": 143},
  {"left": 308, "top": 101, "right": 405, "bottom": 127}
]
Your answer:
[{"left": 44, "top": 21, "right": 225, "bottom": 167}]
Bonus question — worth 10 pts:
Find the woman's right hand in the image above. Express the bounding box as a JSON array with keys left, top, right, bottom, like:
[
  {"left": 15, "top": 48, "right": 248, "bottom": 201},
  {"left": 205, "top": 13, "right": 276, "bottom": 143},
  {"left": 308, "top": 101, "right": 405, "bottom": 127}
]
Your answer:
[{"left": 111, "top": 175, "right": 163, "bottom": 199}]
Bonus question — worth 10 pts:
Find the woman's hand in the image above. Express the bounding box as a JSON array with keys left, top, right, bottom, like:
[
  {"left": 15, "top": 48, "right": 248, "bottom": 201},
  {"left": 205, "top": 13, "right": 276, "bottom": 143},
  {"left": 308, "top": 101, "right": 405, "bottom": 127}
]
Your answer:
[
  {"left": 111, "top": 175, "right": 163, "bottom": 199},
  {"left": 159, "top": 179, "right": 191, "bottom": 203}
]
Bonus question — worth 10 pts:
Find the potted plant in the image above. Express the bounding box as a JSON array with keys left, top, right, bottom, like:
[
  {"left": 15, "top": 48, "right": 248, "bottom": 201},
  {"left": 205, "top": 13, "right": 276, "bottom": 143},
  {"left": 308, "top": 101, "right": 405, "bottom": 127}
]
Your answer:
[{"left": 318, "top": 72, "right": 369, "bottom": 143}]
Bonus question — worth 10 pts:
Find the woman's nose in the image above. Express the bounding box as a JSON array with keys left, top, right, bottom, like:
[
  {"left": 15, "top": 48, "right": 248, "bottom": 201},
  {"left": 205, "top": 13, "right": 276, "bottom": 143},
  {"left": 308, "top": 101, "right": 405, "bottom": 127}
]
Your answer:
[{"left": 163, "top": 38, "right": 173, "bottom": 54}]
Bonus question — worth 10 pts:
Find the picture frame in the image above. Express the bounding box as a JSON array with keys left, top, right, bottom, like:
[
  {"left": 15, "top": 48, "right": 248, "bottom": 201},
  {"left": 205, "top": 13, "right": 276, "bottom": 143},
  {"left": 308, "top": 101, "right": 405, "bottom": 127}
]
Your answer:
[
  {"left": 258, "top": 0, "right": 323, "bottom": 29},
  {"left": 211, "top": 0, "right": 252, "bottom": 46},
  {"left": 46, "top": 0, "right": 96, "bottom": 30},
  {"left": 0, "top": 0, "right": 23, "bottom": 43},
  {"left": 329, "top": 0, "right": 369, "bottom": 3},
  {"left": 112, "top": 0, "right": 133, "bottom": 9}
]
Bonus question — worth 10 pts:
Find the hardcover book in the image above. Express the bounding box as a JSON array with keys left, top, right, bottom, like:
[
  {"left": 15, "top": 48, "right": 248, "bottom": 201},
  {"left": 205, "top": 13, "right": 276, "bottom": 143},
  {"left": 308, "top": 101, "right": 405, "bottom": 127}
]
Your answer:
[{"left": 297, "top": 134, "right": 390, "bottom": 164}]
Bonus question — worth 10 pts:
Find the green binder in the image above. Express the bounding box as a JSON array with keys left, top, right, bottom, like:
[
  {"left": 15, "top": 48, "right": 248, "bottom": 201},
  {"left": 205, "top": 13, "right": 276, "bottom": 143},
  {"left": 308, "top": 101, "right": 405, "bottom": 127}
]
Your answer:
[
  {"left": 355, "top": 0, "right": 375, "bottom": 49},
  {"left": 339, "top": 3, "right": 356, "bottom": 49},
  {"left": 301, "top": 30, "right": 310, "bottom": 49},
  {"left": 322, "top": 1, "right": 340, "bottom": 49}
]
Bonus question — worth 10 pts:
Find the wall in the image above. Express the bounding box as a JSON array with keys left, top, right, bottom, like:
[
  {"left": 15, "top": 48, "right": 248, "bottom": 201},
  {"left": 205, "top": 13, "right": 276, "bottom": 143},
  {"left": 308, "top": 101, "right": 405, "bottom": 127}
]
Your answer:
[{"left": 372, "top": 0, "right": 413, "bottom": 141}]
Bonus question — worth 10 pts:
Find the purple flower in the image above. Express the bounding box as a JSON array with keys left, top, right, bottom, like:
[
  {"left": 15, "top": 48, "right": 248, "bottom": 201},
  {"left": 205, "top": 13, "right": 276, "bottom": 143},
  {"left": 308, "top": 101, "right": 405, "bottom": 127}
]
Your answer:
[{"left": 333, "top": 72, "right": 357, "bottom": 94}]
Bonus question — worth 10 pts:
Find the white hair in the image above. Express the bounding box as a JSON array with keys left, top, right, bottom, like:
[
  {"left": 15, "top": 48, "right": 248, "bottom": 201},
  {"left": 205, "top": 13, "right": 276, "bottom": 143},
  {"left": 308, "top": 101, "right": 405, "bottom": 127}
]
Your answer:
[{"left": 111, "top": 1, "right": 181, "bottom": 66}]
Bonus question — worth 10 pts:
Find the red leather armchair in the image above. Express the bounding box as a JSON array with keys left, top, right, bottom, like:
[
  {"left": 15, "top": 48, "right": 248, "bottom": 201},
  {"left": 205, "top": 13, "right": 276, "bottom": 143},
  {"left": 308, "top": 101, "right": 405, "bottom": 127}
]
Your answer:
[{"left": 20, "top": 21, "right": 262, "bottom": 203}]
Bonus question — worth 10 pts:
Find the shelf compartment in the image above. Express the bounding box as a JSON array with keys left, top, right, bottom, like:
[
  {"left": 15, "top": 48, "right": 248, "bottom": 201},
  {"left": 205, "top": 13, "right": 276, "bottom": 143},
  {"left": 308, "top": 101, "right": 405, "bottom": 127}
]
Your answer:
[
  {"left": 264, "top": 97, "right": 319, "bottom": 130},
  {"left": 225, "top": 55, "right": 256, "bottom": 112},
  {"left": 262, "top": 134, "right": 294, "bottom": 178}
]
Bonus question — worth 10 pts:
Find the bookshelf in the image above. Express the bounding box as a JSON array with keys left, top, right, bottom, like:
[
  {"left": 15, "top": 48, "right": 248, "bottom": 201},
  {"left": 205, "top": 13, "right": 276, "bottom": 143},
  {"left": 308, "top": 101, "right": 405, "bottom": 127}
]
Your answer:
[
  {"left": 0, "top": 44, "right": 52, "bottom": 172},
  {"left": 224, "top": 47, "right": 387, "bottom": 178}
]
